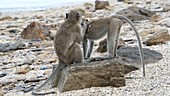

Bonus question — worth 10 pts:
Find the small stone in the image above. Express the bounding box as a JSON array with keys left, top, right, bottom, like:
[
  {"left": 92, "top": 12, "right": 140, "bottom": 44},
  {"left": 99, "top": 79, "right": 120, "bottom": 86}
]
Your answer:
[
  {"left": 40, "top": 66, "right": 49, "bottom": 70},
  {"left": 6, "top": 25, "right": 18, "bottom": 28},
  {"left": 124, "top": 0, "right": 134, "bottom": 4},
  {"left": 146, "top": 0, "right": 152, "bottom": 4},
  {"left": 84, "top": 2, "right": 93, "bottom": 9},
  {"left": 0, "top": 78, "right": 16, "bottom": 86},
  {"left": 139, "top": 29, "right": 153, "bottom": 38},
  {"left": 9, "top": 29, "right": 18, "bottom": 33},
  {"left": 15, "top": 65, "right": 31, "bottom": 74},
  {"left": 149, "top": 14, "right": 161, "bottom": 22},
  {"left": 116, "top": 6, "right": 155, "bottom": 21},
  {"left": 21, "top": 21, "right": 51, "bottom": 40},
  {"left": 75, "top": 8, "right": 86, "bottom": 15},
  {"left": 97, "top": 38, "right": 125, "bottom": 53},
  {"left": 34, "top": 15, "right": 44, "bottom": 19},
  {"left": 0, "top": 16, "right": 12, "bottom": 21},
  {"left": 0, "top": 40, "right": 25, "bottom": 52},
  {"left": 25, "top": 70, "right": 46, "bottom": 83},
  {"left": 84, "top": 12, "right": 93, "bottom": 18},
  {"left": 166, "top": 22, "right": 170, "bottom": 27},
  {"left": 159, "top": 18, "right": 170, "bottom": 27},
  {"left": 117, "top": 0, "right": 125, "bottom": 2},
  {"left": 105, "top": 6, "right": 113, "bottom": 10},
  {"left": 14, "top": 17, "right": 19, "bottom": 20},
  {"left": 95, "top": 0, "right": 110, "bottom": 10},
  {"left": 0, "top": 72, "right": 6, "bottom": 77},
  {"left": 162, "top": 4, "right": 170, "bottom": 12},
  {"left": 0, "top": 85, "right": 4, "bottom": 96},
  {"left": 144, "top": 28, "right": 170, "bottom": 46}
]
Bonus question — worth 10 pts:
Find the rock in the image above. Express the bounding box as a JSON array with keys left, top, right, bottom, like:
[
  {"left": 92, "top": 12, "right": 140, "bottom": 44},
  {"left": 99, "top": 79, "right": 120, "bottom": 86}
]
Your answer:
[
  {"left": 25, "top": 70, "right": 46, "bottom": 83},
  {"left": 33, "top": 15, "right": 44, "bottom": 19},
  {"left": 12, "top": 57, "right": 35, "bottom": 65},
  {"left": 0, "top": 72, "right": 7, "bottom": 77},
  {"left": 97, "top": 38, "right": 125, "bottom": 53},
  {"left": 56, "top": 48, "right": 162, "bottom": 92},
  {"left": 140, "top": 26, "right": 169, "bottom": 37},
  {"left": 158, "top": 18, "right": 170, "bottom": 27},
  {"left": 116, "top": 6, "right": 155, "bottom": 21},
  {"left": 166, "top": 22, "right": 170, "bottom": 27},
  {"left": 0, "top": 16, "right": 12, "bottom": 21},
  {"left": 40, "top": 66, "right": 50, "bottom": 70},
  {"left": 84, "top": 2, "right": 93, "bottom": 10},
  {"left": 160, "top": 1, "right": 170, "bottom": 12},
  {"left": 15, "top": 65, "right": 31, "bottom": 74},
  {"left": 143, "top": 28, "right": 170, "bottom": 46},
  {"left": 149, "top": 14, "right": 161, "bottom": 22},
  {"left": 9, "top": 29, "right": 18, "bottom": 33},
  {"left": 124, "top": 0, "right": 134, "bottom": 4},
  {"left": 21, "top": 22, "right": 51, "bottom": 40},
  {"left": 0, "top": 85, "right": 4, "bottom": 96},
  {"left": 117, "top": 0, "right": 125, "bottom": 2},
  {"left": 56, "top": 58, "right": 126, "bottom": 92},
  {"left": 6, "top": 25, "right": 18, "bottom": 28},
  {"left": 139, "top": 28, "right": 157, "bottom": 39},
  {"left": 105, "top": 6, "right": 113, "bottom": 10},
  {"left": 0, "top": 78, "right": 17, "bottom": 86},
  {"left": 84, "top": 12, "right": 93, "bottom": 18},
  {"left": 95, "top": 0, "right": 110, "bottom": 10},
  {"left": 163, "top": 5, "right": 170, "bottom": 12},
  {"left": 146, "top": 0, "right": 152, "bottom": 4},
  {"left": 0, "top": 40, "right": 25, "bottom": 52},
  {"left": 75, "top": 8, "right": 86, "bottom": 15},
  {"left": 117, "top": 47, "right": 163, "bottom": 68}
]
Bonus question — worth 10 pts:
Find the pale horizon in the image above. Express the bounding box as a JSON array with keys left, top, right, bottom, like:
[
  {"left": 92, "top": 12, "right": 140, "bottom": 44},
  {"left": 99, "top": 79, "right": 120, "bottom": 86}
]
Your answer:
[{"left": 0, "top": 0, "right": 94, "bottom": 12}]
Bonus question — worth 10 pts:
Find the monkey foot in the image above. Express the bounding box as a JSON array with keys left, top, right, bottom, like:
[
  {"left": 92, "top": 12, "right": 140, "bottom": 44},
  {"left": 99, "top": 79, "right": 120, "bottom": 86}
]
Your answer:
[{"left": 84, "top": 57, "right": 113, "bottom": 63}]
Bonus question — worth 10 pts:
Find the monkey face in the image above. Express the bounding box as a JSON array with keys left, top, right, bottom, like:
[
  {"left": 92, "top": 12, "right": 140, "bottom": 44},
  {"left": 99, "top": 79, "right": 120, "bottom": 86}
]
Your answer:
[{"left": 65, "top": 10, "right": 82, "bottom": 22}]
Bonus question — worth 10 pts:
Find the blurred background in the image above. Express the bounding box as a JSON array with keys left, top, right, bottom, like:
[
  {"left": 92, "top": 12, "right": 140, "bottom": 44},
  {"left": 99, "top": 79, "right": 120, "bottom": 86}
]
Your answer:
[{"left": 0, "top": 0, "right": 94, "bottom": 12}]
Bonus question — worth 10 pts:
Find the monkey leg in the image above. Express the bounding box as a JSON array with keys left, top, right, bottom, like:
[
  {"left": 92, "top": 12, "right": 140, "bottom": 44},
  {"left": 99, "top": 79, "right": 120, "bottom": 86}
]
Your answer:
[
  {"left": 83, "top": 37, "right": 94, "bottom": 59},
  {"left": 83, "top": 37, "right": 89, "bottom": 58},
  {"left": 66, "top": 42, "right": 83, "bottom": 64},
  {"left": 107, "top": 18, "right": 122, "bottom": 58},
  {"left": 52, "top": 43, "right": 83, "bottom": 88}
]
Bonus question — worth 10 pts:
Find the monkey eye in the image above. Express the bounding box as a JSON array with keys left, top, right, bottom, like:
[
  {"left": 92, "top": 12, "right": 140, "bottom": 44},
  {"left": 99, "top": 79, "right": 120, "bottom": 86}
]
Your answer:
[{"left": 65, "top": 13, "right": 69, "bottom": 19}]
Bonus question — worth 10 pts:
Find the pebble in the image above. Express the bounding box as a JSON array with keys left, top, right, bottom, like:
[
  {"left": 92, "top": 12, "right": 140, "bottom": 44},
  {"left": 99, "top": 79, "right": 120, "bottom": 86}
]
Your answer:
[
  {"left": 1, "top": 0, "right": 170, "bottom": 96},
  {"left": 0, "top": 72, "right": 7, "bottom": 77}
]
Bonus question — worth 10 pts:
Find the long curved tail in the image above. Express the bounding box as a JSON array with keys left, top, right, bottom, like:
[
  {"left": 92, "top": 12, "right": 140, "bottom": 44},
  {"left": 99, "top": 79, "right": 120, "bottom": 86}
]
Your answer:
[
  {"left": 32, "top": 61, "right": 66, "bottom": 95},
  {"left": 112, "top": 14, "right": 145, "bottom": 77}
]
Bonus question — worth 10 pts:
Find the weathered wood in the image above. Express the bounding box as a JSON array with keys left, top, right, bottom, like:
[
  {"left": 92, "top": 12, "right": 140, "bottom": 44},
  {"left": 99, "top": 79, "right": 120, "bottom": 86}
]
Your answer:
[
  {"left": 56, "top": 58, "right": 127, "bottom": 92},
  {"left": 51, "top": 46, "right": 163, "bottom": 92}
]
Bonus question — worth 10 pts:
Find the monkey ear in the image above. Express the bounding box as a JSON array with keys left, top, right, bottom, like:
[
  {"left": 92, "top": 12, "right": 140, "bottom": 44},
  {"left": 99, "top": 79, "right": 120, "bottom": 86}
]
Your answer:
[
  {"left": 65, "top": 13, "right": 69, "bottom": 19},
  {"left": 77, "top": 13, "right": 81, "bottom": 21}
]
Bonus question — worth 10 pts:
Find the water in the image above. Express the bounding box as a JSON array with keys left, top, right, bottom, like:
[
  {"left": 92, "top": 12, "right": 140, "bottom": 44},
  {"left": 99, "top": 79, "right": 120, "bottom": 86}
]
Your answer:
[{"left": 0, "top": 0, "right": 94, "bottom": 12}]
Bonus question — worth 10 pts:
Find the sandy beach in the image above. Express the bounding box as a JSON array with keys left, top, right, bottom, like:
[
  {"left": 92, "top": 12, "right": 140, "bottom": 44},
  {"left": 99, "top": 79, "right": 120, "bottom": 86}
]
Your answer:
[{"left": 0, "top": 0, "right": 170, "bottom": 96}]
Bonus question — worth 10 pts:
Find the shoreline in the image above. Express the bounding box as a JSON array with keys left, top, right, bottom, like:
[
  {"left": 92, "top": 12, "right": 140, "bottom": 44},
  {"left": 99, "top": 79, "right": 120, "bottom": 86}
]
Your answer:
[
  {"left": 0, "top": 0, "right": 94, "bottom": 13},
  {"left": 0, "top": 0, "right": 170, "bottom": 96}
]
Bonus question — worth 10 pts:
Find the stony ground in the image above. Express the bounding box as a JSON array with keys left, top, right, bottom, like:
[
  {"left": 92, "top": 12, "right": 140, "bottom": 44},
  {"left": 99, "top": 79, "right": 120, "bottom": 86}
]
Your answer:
[{"left": 0, "top": 0, "right": 170, "bottom": 96}]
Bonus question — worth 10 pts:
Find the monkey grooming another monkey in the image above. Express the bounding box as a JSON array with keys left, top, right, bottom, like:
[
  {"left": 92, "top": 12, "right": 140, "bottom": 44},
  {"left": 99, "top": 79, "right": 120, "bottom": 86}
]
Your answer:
[
  {"left": 22, "top": 10, "right": 86, "bottom": 95},
  {"left": 83, "top": 14, "right": 145, "bottom": 76}
]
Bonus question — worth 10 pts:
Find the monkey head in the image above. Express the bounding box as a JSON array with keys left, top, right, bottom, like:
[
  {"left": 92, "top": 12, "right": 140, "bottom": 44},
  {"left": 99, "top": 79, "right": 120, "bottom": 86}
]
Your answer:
[{"left": 65, "top": 10, "right": 82, "bottom": 23}]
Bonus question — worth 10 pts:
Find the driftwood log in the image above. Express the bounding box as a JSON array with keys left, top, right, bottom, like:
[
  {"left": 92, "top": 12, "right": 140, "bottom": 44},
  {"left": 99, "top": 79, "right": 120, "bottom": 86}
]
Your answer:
[
  {"left": 52, "top": 47, "right": 163, "bottom": 92},
  {"left": 55, "top": 58, "right": 139, "bottom": 92}
]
